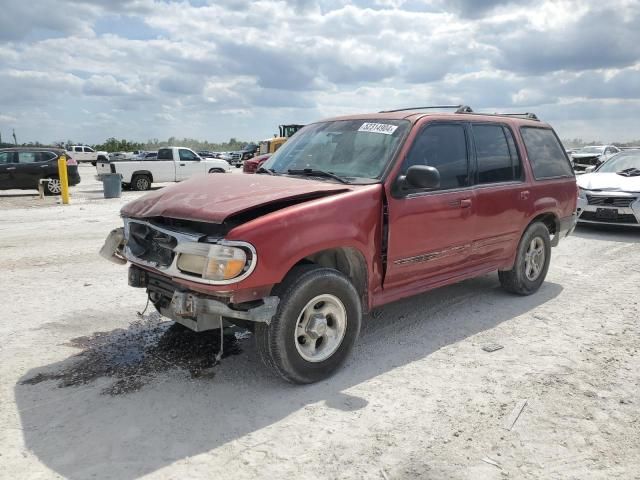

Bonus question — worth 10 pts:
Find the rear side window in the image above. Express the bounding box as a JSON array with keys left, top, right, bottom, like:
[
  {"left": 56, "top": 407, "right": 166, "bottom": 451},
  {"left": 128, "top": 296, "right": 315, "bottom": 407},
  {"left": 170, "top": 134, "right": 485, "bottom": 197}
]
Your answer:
[
  {"left": 403, "top": 123, "right": 469, "bottom": 190},
  {"left": 84, "top": 147, "right": 94, "bottom": 153},
  {"left": 473, "top": 124, "right": 520, "bottom": 183},
  {"left": 18, "top": 152, "right": 38, "bottom": 163},
  {"left": 157, "top": 149, "right": 173, "bottom": 160},
  {"left": 37, "top": 152, "right": 57, "bottom": 162},
  {"left": 520, "top": 128, "right": 573, "bottom": 179},
  {"left": 74, "top": 147, "right": 82, "bottom": 152}
]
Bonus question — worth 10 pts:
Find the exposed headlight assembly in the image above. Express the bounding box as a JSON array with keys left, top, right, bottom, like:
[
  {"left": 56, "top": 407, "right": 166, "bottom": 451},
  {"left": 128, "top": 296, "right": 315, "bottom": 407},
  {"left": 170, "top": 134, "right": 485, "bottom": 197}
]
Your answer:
[
  {"left": 578, "top": 187, "right": 587, "bottom": 200},
  {"left": 176, "top": 243, "right": 253, "bottom": 281}
]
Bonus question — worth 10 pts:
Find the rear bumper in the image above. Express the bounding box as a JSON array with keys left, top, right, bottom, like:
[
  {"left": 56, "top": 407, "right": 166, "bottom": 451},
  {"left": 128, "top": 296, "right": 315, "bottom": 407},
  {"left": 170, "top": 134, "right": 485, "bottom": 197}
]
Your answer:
[{"left": 552, "top": 213, "right": 577, "bottom": 246}]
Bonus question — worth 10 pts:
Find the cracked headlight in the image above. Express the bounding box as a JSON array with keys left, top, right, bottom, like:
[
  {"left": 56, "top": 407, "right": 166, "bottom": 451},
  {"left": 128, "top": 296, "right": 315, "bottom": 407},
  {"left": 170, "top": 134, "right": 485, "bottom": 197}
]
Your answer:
[{"left": 176, "top": 243, "right": 249, "bottom": 281}]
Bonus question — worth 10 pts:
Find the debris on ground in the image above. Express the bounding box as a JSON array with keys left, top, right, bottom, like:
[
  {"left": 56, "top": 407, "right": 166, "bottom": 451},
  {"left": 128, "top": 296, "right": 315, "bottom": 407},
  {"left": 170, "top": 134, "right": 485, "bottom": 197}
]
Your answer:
[
  {"left": 503, "top": 399, "right": 528, "bottom": 431},
  {"left": 482, "top": 343, "right": 504, "bottom": 353}
]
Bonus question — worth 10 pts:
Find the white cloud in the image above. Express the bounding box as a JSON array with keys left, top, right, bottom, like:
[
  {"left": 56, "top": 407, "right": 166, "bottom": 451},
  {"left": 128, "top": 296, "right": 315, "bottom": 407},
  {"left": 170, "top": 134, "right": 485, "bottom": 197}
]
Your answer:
[{"left": 1, "top": 0, "right": 640, "bottom": 143}]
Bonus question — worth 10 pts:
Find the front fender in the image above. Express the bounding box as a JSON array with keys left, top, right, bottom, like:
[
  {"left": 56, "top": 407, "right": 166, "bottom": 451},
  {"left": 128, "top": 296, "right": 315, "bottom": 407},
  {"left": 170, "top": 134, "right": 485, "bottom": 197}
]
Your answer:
[{"left": 225, "top": 184, "right": 384, "bottom": 294}]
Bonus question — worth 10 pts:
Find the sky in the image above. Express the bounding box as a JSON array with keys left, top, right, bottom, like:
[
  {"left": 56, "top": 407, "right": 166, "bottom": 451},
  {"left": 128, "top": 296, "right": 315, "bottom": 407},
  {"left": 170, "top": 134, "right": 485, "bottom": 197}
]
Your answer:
[{"left": 1, "top": 0, "right": 639, "bottom": 145}]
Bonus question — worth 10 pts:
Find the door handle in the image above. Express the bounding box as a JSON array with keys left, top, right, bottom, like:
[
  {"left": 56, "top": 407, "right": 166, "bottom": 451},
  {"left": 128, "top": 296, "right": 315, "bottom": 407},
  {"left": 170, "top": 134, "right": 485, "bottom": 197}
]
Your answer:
[
  {"left": 7, "top": 167, "right": 16, "bottom": 171},
  {"left": 520, "top": 190, "right": 530, "bottom": 200},
  {"left": 180, "top": 163, "right": 185, "bottom": 166},
  {"left": 460, "top": 198, "right": 472, "bottom": 208},
  {"left": 41, "top": 165, "right": 49, "bottom": 168}
]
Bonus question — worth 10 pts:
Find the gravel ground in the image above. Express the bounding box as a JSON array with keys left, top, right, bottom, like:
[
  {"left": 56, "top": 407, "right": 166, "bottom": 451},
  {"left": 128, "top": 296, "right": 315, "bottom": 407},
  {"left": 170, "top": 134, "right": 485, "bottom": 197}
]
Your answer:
[{"left": 1, "top": 165, "right": 639, "bottom": 479}]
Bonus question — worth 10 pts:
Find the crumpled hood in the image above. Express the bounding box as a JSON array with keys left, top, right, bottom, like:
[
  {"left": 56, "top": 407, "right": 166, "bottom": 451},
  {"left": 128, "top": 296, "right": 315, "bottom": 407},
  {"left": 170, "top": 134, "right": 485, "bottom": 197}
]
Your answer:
[
  {"left": 120, "top": 173, "right": 353, "bottom": 223},
  {"left": 577, "top": 172, "right": 640, "bottom": 192}
]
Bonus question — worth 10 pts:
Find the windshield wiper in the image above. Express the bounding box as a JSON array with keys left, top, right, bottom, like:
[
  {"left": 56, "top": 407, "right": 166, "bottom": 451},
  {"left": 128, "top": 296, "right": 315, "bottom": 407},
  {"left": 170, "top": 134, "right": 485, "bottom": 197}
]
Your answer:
[
  {"left": 287, "top": 168, "right": 350, "bottom": 184},
  {"left": 616, "top": 168, "right": 640, "bottom": 177},
  {"left": 256, "top": 166, "right": 275, "bottom": 175}
]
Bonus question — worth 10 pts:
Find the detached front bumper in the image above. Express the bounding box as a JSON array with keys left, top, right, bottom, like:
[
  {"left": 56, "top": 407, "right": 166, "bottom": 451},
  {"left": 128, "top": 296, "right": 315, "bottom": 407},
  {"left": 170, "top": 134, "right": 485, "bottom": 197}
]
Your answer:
[{"left": 131, "top": 266, "right": 279, "bottom": 331}]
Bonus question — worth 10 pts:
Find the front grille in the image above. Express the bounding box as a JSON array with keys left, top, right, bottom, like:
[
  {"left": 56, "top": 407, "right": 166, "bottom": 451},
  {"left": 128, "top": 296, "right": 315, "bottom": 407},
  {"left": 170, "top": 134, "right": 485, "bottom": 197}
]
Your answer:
[
  {"left": 580, "top": 211, "right": 638, "bottom": 224},
  {"left": 573, "top": 156, "right": 600, "bottom": 166},
  {"left": 127, "top": 222, "right": 177, "bottom": 267},
  {"left": 587, "top": 195, "right": 636, "bottom": 208}
]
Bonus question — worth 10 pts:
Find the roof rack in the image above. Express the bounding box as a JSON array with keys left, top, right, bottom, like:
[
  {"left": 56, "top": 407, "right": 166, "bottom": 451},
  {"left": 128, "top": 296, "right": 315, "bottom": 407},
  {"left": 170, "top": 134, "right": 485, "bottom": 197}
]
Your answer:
[
  {"left": 491, "top": 112, "right": 539, "bottom": 121},
  {"left": 379, "top": 105, "right": 473, "bottom": 114}
]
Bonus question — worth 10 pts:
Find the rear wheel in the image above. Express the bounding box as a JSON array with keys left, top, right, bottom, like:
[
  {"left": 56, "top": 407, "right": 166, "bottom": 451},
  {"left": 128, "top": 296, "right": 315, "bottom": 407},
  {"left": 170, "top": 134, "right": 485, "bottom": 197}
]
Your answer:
[
  {"left": 499, "top": 222, "right": 551, "bottom": 295},
  {"left": 255, "top": 265, "right": 362, "bottom": 384},
  {"left": 132, "top": 174, "right": 151, "bottom": 191},
  {"left": 44, "top": 177, "right": 61, "bottom": 196},
  {"left": 208, "top": 168, "right": 225, "bottom": 173}
]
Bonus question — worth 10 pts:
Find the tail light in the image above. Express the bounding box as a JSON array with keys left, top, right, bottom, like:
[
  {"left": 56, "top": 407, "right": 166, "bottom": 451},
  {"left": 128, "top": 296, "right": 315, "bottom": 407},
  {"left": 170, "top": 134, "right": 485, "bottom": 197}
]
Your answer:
[{"left": 65, "top": 156, "right": 78, "bottom": 166}]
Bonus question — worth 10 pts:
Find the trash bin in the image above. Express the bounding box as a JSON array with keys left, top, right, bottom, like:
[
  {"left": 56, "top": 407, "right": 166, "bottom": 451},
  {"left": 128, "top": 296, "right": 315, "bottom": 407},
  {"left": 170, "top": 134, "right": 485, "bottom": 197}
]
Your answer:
[{"left": 100, "top": 173, "right": 123, "bottom": 199}]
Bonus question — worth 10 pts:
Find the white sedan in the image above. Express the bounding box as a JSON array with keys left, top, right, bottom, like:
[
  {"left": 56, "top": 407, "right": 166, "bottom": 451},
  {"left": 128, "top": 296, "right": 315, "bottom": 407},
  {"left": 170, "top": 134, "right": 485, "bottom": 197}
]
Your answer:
[{"left": 577, "top": 150, "right": 640, "bottom": 227}]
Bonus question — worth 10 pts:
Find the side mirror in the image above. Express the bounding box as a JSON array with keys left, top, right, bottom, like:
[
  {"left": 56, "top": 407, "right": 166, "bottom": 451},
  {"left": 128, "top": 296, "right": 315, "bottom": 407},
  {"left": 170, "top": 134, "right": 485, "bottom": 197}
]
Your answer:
[{"left": 399, "top": 165, "right": 441, "bottom": 190}]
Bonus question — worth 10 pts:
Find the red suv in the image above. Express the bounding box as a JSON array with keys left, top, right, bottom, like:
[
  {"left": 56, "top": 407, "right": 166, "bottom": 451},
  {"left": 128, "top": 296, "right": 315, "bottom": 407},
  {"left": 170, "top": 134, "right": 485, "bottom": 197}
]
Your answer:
[{"left": 102, "top": 105, "right": 577, "bottom": 383}]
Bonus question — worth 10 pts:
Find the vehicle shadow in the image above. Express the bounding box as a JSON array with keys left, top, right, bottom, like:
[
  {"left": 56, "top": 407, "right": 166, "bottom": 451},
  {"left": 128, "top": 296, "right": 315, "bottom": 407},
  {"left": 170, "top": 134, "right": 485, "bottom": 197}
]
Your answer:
[
  {"left": 15, "top": 274, "right": 562, "bottom": 479},
  {"left": 0, "top": 193, "right": 40, "bottom": 198},
  {"left": 573, "top": 223, "right": 640, "bottom": 243}
]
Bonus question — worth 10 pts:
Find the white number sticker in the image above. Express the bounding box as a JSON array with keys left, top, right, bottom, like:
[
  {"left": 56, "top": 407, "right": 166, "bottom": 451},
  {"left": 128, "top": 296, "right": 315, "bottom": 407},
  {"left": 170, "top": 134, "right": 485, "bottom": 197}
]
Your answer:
[{"left": 358, "top": 122, "right": 398, "bottom": 135}]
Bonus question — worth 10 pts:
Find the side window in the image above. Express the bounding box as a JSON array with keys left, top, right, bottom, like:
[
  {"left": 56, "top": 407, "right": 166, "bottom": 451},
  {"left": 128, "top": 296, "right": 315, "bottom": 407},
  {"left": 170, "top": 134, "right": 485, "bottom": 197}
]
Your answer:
[
  {"left": 0, "top": 152, "right": 14, "bottom": 164},
  {"left": 504, "top": 127, "right": 522, "bottom": 180},
  {"left": 157, "top": 149, "right": 173, "bottom": 160},
  {"left": 179, "top": 149, "right": 197, "bottom": 161},
  {"left": 473, "top": 124, "right": 513, "bottom": 184},
  {"left": 18, "top": 152, "right": 38, "bottom": 163},
  {"left": 36, "top": 152, "right": 56, "bottom": 162},
  {"left": 84, "top": 147, "right": 95, "bottom": 153},
  {"left": 520, "top": 128, "right": 573, "bottom": 179},
  {"left": 74, "top": 147, "right": 82, "bottom": 152},
  {"left": 403, "top": 123, "right": 468, "bottom": 190}
]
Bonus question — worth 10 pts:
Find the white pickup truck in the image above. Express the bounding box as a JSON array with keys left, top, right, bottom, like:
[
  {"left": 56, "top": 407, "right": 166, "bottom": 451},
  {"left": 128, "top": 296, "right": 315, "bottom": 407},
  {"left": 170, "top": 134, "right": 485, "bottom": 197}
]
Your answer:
[
  {"left": 66, "top": 145, "right": 109, "bottom": 166},
  {"left": 96, "top": 146, "right": 232, "bottom": 190}
]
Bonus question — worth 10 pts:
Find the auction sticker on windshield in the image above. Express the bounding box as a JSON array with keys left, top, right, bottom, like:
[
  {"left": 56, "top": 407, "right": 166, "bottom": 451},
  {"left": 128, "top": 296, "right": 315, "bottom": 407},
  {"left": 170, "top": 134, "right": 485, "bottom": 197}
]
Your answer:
[{"left": 358, "top": 123, "right": 398, "bottom": 135}]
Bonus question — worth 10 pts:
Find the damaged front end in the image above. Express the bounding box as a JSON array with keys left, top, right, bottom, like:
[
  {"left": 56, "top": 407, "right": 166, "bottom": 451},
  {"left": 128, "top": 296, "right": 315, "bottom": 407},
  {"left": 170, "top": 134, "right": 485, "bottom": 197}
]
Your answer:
[{"left": 100, "top": 219, "right": 279, "bottom": 332}]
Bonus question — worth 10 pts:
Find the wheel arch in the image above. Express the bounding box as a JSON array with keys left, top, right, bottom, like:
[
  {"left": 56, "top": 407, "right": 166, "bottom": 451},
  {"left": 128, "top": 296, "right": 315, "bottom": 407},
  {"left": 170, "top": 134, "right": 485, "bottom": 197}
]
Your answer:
[
  {"left": 132, "top": 170, "right": 154, "bottom": 183},
  {"left": 291, "top": 247, "right": 369, "bottom": 313}
]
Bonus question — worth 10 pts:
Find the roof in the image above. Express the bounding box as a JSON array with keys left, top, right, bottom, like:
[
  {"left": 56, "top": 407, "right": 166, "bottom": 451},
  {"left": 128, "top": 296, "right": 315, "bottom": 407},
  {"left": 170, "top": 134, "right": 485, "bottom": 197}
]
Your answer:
[
  {"left": 318, "top": 110, "right": 549, "bottom": 128},
  {"left": 0, "top": 146, "right": 65, "bottom": 152}
]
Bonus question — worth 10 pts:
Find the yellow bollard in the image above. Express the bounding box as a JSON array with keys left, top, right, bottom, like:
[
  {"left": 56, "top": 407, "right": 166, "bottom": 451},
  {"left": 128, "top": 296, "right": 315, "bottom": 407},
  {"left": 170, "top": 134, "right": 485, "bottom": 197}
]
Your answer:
[{"left": 57, "top": 155, "right": 70, "bottom": 205}]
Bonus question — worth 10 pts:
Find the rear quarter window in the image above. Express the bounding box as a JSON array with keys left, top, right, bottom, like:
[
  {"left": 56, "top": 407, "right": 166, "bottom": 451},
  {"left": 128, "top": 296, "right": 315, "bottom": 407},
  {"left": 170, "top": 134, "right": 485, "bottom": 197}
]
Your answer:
[
  {"left": 520, "top": 127, "right": 573, "bottom": 179},
  {"left": 157, "top": 149, "right": 173, "bottom": 160}
]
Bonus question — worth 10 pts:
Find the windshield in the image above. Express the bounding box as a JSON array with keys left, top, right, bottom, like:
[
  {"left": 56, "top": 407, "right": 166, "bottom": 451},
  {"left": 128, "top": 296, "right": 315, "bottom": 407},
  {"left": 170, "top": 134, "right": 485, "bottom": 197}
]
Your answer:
[
  {"left": 597, "top": 151, "right": 640, "bottom": 173},
  {"left": 576, "top": 146, "right": 605, "bottom": 154},
  {"left": 263, "top": 119, "right": 410, "bottom": 182}
]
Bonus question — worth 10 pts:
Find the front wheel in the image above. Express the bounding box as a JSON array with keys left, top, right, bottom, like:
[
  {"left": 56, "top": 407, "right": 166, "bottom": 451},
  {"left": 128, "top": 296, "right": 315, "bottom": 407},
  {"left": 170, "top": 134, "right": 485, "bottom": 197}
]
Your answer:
[
  {"left": 208, "top": 168, "right": 225, "bottom": 173},
  {"left": 499, "top": 222, "right": 551, "bottom": 295},
  {"left": 255, "top": 265, "right": 362, "bottom": 384}
]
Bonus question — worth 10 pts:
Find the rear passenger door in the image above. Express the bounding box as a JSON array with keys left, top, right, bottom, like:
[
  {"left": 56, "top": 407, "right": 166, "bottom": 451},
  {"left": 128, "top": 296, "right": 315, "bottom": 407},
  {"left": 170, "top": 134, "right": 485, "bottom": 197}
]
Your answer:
[
  {"left": 385, "top": 122, "right": 477, "bottom": 291},
  {"left": 469, "top": 123, "right": 528, "bottom": 264}
]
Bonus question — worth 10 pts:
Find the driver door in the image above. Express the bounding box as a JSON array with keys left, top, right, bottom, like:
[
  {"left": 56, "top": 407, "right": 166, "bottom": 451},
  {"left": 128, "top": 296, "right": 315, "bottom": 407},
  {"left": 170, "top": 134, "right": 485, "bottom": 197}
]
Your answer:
[
  {"left": 176, "top": 148, "right": 202, "bottom": 181},
  {"left": 384, "top": 122, "right": 477, "bottom": 292}
]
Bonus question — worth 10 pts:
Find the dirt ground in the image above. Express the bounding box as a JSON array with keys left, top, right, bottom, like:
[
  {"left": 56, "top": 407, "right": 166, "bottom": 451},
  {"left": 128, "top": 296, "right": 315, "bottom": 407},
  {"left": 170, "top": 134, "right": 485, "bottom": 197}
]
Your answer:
[{"left": 1, "top": 165, "right": 639, "bottom": 479}]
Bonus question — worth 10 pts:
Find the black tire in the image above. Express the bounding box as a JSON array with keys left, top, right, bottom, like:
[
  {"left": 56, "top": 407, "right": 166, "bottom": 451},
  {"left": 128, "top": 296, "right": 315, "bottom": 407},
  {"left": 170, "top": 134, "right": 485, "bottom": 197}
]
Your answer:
[
  {"left": 255, "top": 265, "right": 362, "bottom": 384},
  {"left": 208, "top": 168, "right": 225, "bottom": 173},
  {"left": 91, "top": 161, "right": 97, "bottom": 167},
  {"left": 499, "top": 222, "right": 551, "bottom": 295},
  {"left": 132, "top": 174, "right": 151, "bottom": 191},
  {"left": 43, "top": 177, "right": 61, "bottom": 196}
]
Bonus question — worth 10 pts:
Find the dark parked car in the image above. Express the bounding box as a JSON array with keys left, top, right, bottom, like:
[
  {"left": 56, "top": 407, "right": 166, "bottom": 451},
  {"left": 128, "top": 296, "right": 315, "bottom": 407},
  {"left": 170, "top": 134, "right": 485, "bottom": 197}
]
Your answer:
[{"left": 0, "top": 147, "right": 80, "bottom": 195}]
